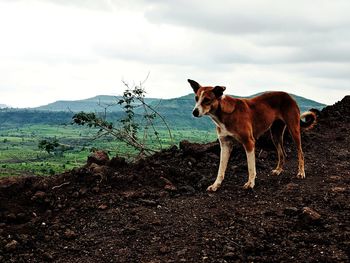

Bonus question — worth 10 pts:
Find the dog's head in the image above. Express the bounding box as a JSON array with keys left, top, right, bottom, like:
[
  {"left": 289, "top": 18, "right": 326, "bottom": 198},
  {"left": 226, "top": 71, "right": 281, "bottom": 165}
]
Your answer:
[{"left": 188, "top": 79, "right": 226, "bottom": 117}]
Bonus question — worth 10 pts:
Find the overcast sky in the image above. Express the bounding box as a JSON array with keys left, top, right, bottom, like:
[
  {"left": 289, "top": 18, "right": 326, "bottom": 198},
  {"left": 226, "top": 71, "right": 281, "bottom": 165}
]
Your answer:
[{"left": 0, "top": 0, "right": 349, "bottom": 107}]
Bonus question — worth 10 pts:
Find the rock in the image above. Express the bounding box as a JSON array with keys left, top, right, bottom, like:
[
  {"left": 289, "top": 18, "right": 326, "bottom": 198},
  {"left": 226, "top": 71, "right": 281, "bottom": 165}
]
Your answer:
[
  {"left": 79, "top": 187, "right": 88, "bottom": 196},
  {"left": 300, "top": 207, "right": 321, "bottom": 224},
  {"left": 223, "top": 245, "right": 236, "bottom": 253},
  {"left": 176, "top": 248, "right": 188, "bottom": 257},
  {"left": 285, "top": 183, "right": 299, "bottom": 191},
  {"left": 31, "top": 191, "right": 46, "bottom": 201},
  {"left": 160, "top": 177, "right": 177, "bottom": 191},
  {"left": 64, "top": 229, "right": 77, "bottom": 240},
  {"left": 331, "top": 186, "right": 346, "bottom": 193},
  {"left": 32, "top": 181, "right": 49, "bottom": 191},
  {"left": 5, "top": 240, "right": 18, "bottom": 251},
  {"left": 188, "top": 157, "right": 196, "bottom": 165},
  {"left": 159, "top": 245, "right": 170, "bottom": 254},
  {"left": 164, "top": 184, "right": 177, "bottom": 191},
  {"left": 98, "top": 204, "right": 108, "bottom": 210},
  {"left": 179, "top": 140, "right": 220, "bottom": 156},
  {"left": 328, "top": 176, "right": 342, "bottom": 182},
  {"left": 87, "top": 150, "right": 109, "bottom": 166},
  {"left": 89, "top": 163, "right": 108, "bottom": 175},
  {"left": 18, "top": 234, "right": 29, "bottom": 244}
]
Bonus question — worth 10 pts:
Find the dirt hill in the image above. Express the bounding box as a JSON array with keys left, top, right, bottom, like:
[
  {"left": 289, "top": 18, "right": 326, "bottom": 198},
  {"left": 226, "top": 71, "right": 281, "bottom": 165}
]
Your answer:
[{"left": 1, "top": 96, "right": 349, "bottom": 263}]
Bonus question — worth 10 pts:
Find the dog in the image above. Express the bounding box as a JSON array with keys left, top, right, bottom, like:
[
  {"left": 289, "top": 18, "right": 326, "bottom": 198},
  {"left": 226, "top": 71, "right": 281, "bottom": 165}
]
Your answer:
[{"left": 188, "top": 79, "right": 317, "bottom": 191}]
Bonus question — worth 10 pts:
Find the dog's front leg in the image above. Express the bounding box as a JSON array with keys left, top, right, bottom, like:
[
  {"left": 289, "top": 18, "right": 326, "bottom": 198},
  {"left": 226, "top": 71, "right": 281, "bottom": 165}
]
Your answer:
[
  {"left": 243, "top": 145, "right": 256, "bottom": 189},
  {"left": 207, "top": 137, "right": 233, "bottom": 192}
]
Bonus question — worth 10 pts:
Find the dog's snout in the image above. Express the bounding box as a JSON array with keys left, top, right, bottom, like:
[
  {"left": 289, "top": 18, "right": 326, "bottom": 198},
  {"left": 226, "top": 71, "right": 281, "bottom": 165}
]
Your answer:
[{"left": 192, "top": 108, "right": 199, "bottom": 117}]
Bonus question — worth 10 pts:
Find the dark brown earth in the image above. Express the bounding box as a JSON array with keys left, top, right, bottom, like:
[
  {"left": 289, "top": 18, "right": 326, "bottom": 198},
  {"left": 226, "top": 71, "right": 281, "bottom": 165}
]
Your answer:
[{"left": 1, "top": 96, "right": 350, "bottom": 263}]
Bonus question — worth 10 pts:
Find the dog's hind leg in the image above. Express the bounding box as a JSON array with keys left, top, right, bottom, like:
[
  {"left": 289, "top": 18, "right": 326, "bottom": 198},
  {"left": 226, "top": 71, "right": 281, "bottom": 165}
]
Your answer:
[
  {"left": 286, "top": 118, "right": 305, "bottom": 179},
  {"left": 207, "top": 136, "right": 233, "bottom": 192},
  {"left": 270, "top": 120, "right": 286, "bottom": 176}
]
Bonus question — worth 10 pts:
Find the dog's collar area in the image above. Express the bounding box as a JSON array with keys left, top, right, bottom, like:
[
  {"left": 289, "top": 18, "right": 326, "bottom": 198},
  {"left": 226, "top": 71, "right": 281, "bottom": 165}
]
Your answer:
[{"left": 212, "top": 99, "right": 222, "bottom": 122}]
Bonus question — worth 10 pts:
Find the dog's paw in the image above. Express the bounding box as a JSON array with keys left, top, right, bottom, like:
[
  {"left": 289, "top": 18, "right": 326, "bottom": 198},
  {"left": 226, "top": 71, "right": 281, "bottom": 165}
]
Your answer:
[
  {"left": 271, "top": 168, "right": 283, "bottom": 176},
  {"left": 207, "top": 184, "right": 219, "bottom": 192},
  {"left": 243, "top": 181, "right": 255, "bottom": 189},
  {"left": 296, "top": 171, "right": 305, "bottom": 179}
]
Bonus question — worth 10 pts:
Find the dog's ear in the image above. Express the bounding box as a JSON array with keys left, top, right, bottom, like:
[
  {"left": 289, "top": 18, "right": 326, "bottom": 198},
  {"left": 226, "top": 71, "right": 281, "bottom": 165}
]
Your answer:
[
  {"left": 213, "top": 86, "right": 226, "bottom": 98},
  {"left": 188, "top": 79, "right": 201, "bottom": 93}
]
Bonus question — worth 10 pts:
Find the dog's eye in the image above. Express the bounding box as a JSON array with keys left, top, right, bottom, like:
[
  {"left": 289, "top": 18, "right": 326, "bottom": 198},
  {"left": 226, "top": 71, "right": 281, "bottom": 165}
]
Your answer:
[
  {"left": 195, "top": 96, "right": 198, "bottom": 102},
  {"left": 202, "top": 98, "right": 211, "bottom": 104}
]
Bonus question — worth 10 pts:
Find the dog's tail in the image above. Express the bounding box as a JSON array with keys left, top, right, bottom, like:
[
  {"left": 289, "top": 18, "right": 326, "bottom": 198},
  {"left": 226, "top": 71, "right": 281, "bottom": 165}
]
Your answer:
[{"left": 300, "top": 110, "right": 317, "bottom": 130}]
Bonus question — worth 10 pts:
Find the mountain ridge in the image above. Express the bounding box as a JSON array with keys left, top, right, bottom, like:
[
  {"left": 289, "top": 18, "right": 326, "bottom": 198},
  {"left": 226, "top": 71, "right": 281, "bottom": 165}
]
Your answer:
[{"left": 33, "top": 93, "right": 326, "bottom": 113}]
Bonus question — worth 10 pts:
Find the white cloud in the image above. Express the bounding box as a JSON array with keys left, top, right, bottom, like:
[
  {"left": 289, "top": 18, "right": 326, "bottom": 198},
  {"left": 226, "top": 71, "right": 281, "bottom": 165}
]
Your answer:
[{"left": 0, "top": 0, "right": 349, "bottom": 108}]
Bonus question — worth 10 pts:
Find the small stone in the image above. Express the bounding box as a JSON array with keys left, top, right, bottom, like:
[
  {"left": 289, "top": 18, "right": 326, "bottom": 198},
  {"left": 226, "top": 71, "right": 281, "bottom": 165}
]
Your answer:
[
  {"left": 5, "top": 240, "right": 18, "bottom": 251},
  {"left": 31, "top": 191, "right": 46, "bottom": 201},
  {"left": 64, "top": 229, "right": 77, "bottom": 239},
  {"left": 90, "top": 165, "right": 108, "bottom": 175},
  {"left": 328, "top": 176, "right": 342, "bottom": 182},
  {"left": 159, "top": 245, "right": 170, "bottom": 254},
  {"left": 286, "top": 183, "right": 299, "bottom": 191},
  {"left": 331, "top": 186, "right": 346, "bottom": 193},
  {"left": 176, "top": 248, "right": 187, "bottom": 256},
  {"left": 223, "top": 245, "right": 235, "bottom": 253},
  {"left": 188, "top": 157, "right": 196, "bottom": 165},
  {"left": 161, "top": 177, "right": 177, "bottom": 191},
  {"left": 18, "top": 234, "right": 29, "bottom": 244},
  {"left": 79, "top": 187, "right": 88, "bottom": 196},
  {"left": 300, "top": 207, "right": 321, "bottom": 224},
  {"left": 164, "top": 184, "right": 177, "bottom": 191},
  {"left": 87, "top": 150, "right": 109, "bottom": 166},
  {"left": 139, "top": 199, "right": 158, "bottom": 206},
  {"left": 98, "top": 204, "right": 108, "bottom": 210}
]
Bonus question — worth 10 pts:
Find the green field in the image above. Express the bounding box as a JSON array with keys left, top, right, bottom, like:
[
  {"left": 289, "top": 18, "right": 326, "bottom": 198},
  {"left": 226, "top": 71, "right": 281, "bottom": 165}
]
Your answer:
[{"left": 0, "top": 124, "right": 216, "bottom": 177}]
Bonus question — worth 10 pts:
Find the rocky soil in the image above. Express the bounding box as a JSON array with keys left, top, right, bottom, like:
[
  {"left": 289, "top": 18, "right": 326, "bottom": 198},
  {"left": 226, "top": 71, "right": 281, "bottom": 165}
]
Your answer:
[{"left": 0, "top": 96, "right": 349, "bottom": 263}]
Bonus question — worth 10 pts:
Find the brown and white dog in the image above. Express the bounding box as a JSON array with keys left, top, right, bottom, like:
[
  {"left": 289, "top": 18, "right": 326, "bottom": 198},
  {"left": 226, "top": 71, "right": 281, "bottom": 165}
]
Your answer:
[{"left": 188, "top": 79, "right": 316, "bottom": 191}]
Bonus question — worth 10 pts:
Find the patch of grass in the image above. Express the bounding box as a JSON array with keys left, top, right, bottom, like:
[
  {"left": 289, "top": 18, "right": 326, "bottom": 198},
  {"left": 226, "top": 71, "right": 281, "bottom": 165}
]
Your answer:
[{"left": 0, "top": 124, "right": 216, "bottom": 177}]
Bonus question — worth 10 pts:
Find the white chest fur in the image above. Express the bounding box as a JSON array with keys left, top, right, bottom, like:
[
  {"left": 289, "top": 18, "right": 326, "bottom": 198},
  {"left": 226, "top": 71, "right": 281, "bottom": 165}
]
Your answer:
[{"left": 209, "top": 113, "right": 238, "bottom": 139}]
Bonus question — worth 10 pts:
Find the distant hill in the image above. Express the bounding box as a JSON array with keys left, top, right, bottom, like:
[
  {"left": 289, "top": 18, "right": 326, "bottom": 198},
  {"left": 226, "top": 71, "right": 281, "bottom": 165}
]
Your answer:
[
  {"left": 34, "top": 95, "right": 159, "bottom": 112},
  {"left": 33, "top": 93, "right": 325, "bottom": 114},
  {"left": 0, "top": 93, "right": 326, "bottom": 131},
  {"left": 0, "top": 104, "right": 8, "bottom": 108}
]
